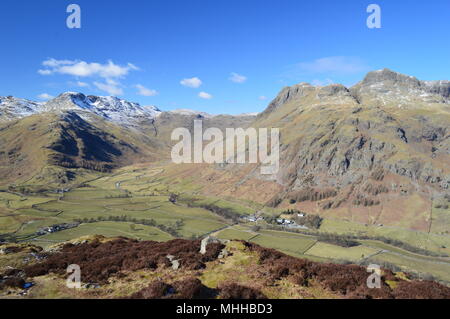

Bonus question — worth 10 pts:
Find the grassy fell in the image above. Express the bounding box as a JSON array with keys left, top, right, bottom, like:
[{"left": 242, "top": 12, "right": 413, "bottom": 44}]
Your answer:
[{"left": 1, "top": 237, "right": 449, "bottom": 299}]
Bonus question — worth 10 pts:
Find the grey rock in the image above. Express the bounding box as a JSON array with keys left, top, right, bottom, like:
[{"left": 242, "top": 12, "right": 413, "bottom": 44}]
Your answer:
[
  {"left": 200, "top": 236, "right": 223, "bottom": 255},
  {"left": 218, "top": 248, "right": 229, "bottom": 259}
]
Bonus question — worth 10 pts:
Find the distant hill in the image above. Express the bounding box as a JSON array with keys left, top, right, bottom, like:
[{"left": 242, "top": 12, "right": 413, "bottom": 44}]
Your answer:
[
  {"left": 180, "top": 69, "right": 450, "bottom": 233},
  {"left": 0, "top": 69, "right": 449, "bottom": 233},
  {"left": 0, "top": 92, "right": 256, "bottom": 185}
]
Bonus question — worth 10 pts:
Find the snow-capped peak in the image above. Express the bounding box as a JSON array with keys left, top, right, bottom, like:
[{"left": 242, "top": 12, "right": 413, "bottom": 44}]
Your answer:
[
  {"left": 0, "top": 96, "right": 42, "bottom": 122},
  {"left": 236, "top": 112, "right": 259, "bottom": 117},
  {"left": 42, "top": 92, "right": 162, "bottom": 125},
  {"left": 169, "top": 109, "right": 214, "bottom": 118},
  {"left": 1, "top": 92, "right": 163, "bottom": 126}
]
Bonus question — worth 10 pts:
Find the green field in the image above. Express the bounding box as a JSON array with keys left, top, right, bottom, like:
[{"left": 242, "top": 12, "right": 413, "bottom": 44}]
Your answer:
[
  {"left": 319, "top": 218, "right": 450, "bottom": 256},
  {"left": 304, "top": 242, "right": 380, "bottom": 262},
  {"left": 31, "top": 222, "right": 173, "bottom": 249},
  {"left": 369, "top": 251, "right": 450, "bottom": 283},
  {"left": 216, "top": 227, "right": 257, "bottom": 241},
  {"left": 0, "top": 173, "right": 232, "bottom": 245},
  {"left": 0, "top": 165, "right": 449, "bottom": 283},
  {"left": 250, "top": 231, "right": 317, "bottom": 257}
]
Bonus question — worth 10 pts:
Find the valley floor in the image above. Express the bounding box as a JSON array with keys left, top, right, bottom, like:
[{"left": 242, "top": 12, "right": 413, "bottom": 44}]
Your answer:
[{"left": 0, "top": 163, "right": 449, "bottom": 285}]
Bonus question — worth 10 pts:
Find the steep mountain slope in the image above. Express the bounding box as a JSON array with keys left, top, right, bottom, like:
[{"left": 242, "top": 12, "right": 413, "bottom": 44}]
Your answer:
[
  {"left": 0, "top": 69, "right": 448, "bottom": 232},
  {"left": 154, "top": 110, "right": 257, "bottom": 143},
  {"left": 256, "top": 70, "right": 449, "bottom": 189},
  {"left": 41, "top": 93, "right": 162, "bottom": 127},
  {"left": 175, "top": 69, "right": 450, "bottom": 232},
  {"left": 0, "top": 96, "right": 42, "bottom": 122},
  {"left": 1, "top": 92, "right": 162, "bottom": 127},
  {"left": 0, "top": 92, "right": 257, "bottom": 186},
  {"left": 350, "top": 68, "right": 450, "bottom": 106},
  {"left": 0, "top": 111, "right": 165, "bottom": 186}
]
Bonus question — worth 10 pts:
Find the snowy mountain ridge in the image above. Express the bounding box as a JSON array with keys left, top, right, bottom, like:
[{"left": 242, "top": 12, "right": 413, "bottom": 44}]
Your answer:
[{"left": 0, "top": 92, "right": 161, "bottom": 125}]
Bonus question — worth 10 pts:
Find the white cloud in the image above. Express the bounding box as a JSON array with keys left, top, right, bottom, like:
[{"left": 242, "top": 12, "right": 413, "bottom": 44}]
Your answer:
[
  {"left": 94, "top": 79, "right": 123, "bottom": 96},
  {"left": 37, "top": 93, "right": 54, "bottom": 100},
  {"left": 39, "top": 59, "right": 139, "bottom": 96},
  {"left": 76, "top": 81, "right": 89, "bottom": 87},
  {"left": 38, "top": 59, "right": 138, "bottom": 79},
  {"left": 198, "top": 91, "right": 213, "bottom": 99},
  {"left": 229, "top": 72, "right": 247, "bottom": 83},
  {"left": 42, "top": 58, "right": 76, "bottom": 68},
  {"left": 135, "top": 84, "right": 158, "bottom": 97},
  {"left": 258, "top": 96, "right": 268, "bottom": 101},
  {"left": 38, "top": 69, "right": 52, "bottom": 75},
  {"left": 180, "top": 77, "right": 202, "bottom": 88},
  {"left": 296, "top": 56, "right": 368, "bottom": 75}
]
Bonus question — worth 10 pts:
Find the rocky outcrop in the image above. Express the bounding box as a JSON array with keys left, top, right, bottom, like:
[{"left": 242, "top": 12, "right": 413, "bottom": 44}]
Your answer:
[
  {"left": 258, "top": 83, "right": 316, "bottom": 117},
  {"left": 200, "top": 236, "right": 225, "bottom": 255},
  {"left": 247, "top": 69, "right": 450, "bottom": 225},
  {"left": 351, "top": 68, "right": 450, "bottom": 105}
]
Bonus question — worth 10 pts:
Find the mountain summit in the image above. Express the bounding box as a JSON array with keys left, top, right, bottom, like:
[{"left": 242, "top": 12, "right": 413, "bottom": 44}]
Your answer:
[
  {"left": 0, "top": 92, "right": 162, "bottom": 126},
  {"left": 351, "top": 68, "right": 450, "bottom": 106},
  {"left": 0, "top": 96, "right": 42, "bottom": 122},
  {"left": 261, "top": 69, "right": 450, "bottom": 118},
  {"left": 222, "top": 70, "right": 449, "bottom": 233}
]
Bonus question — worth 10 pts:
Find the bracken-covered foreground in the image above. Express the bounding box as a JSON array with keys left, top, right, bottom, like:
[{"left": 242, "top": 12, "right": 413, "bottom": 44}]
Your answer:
[{"left": 1, "top": 236, "right": 449, "bottom": 299}]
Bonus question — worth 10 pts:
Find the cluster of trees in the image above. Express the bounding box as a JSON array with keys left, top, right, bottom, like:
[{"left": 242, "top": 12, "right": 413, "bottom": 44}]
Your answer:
[
  {"left": 263, "top": 212, "right": 323, "bottom": 230},
  {"left": 281, "top": 209, "right": 305, "bottom": 215},
  {"left": 186, "top": 202, "right": 242, "bottom": 223},
  {"left": 105, "top": 193, "right": 131, "bottom": 199},
  {"left": 262, "top": 216, "right": 278, "bottom": 225},
  {"left": 321, "top": 198, "right": 346, "bottom": 210},
  {"left": 53, "top": 157, "right": 113, "bottom": 173},
  {"left": 293, "top": 215, "right": 323, "bottom": 229},
  {"left": 266, "top": 195, "right": 282, "bottom": 208},
  {"left": 371, "top": 168, "right": 385, "bottom": 181},
  {"left": 73, "top": 215, "right": 184, "bottom": 237},
  {"left": 352, "top": 195, "right": 380, "bottom": 207},
  {"left": 363, "top": 183, "right": 389, "bottom": 196},
  {"left": 6, "top": 186, "right": 48, "bottom": 195},
  {"left": 266, "top": 188, "right": 338, "bottom": 208},
  {"left": 288, "top": 188, "right": 338, "bottom": 203},
  {"left": 316, "top": 233, "right": 360, "bottom": 248}
]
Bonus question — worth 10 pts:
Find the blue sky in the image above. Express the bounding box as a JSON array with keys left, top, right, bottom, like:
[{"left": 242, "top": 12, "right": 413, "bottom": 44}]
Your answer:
[{"left": 0, "top": 0, "right": 449, "bottom": 114}]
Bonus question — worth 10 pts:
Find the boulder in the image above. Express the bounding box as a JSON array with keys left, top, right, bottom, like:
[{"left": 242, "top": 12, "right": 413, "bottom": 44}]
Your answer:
[
  {"left": 166, "top": 254, "right": 180, "bottom": 270},
  {"left": 199, "top": 236, "right": 222, "bottom": 255}
]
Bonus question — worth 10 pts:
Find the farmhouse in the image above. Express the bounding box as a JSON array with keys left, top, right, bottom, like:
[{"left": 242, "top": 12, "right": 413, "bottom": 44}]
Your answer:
[
  {"left": 242, "top": 214, "right": 263, "bottom": 223},
  {"left": 276, "top": 218, "right": 293, "bottom": 225},
  {"left": 37, "top": 223, "right": 79, "bottom": 235}
]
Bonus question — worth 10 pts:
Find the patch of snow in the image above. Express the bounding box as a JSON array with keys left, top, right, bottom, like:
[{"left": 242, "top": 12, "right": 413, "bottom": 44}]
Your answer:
[
  {"left": 169, "top": 109, "right": 214, "bottom": 118},
  {"left": 41, "top": 92, "right": 162, "bottom": 126},
  {"left": 1, "top": 92, "right": 163, "bottom": 126},
  {"left": 236, "top": 112, "right": 259, "bottom": 117},
  {"left": 0, "top": 96, "right": 42, "bottom": 120}
]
